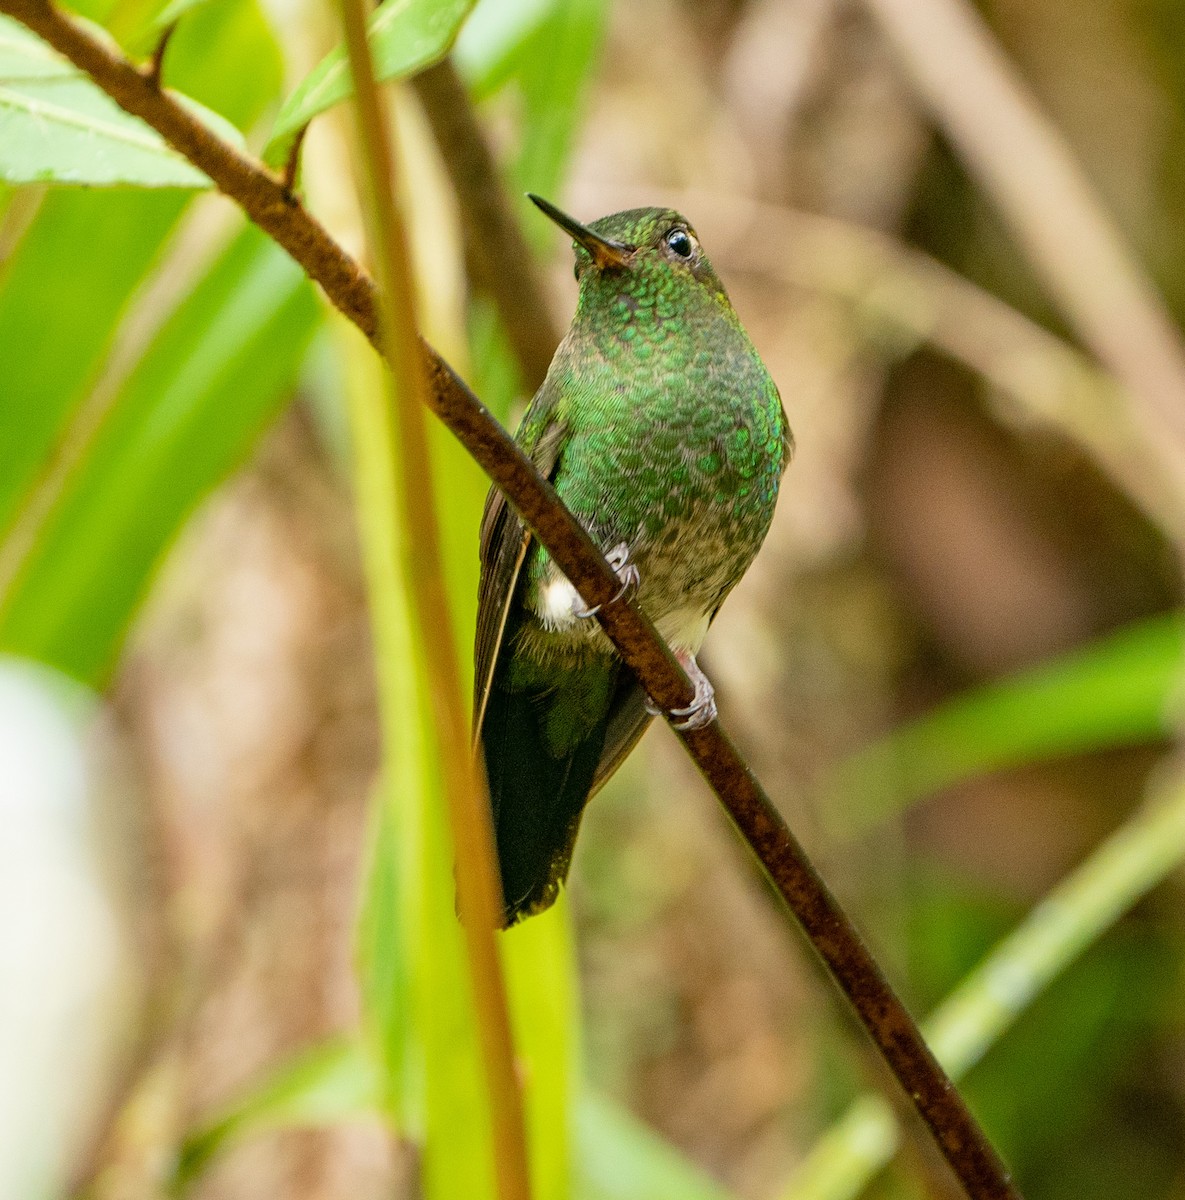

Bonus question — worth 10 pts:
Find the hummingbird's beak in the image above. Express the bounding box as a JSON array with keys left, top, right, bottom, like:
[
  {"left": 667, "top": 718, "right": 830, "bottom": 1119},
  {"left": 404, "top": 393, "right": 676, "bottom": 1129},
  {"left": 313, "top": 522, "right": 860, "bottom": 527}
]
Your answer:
[{"left": 528, "top": 193, "right": 633, "bottom": 269}]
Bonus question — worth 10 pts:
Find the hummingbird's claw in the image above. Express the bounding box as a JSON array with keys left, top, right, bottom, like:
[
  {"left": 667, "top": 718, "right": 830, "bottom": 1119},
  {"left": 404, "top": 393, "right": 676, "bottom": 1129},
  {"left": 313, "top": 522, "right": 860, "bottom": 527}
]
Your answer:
[
  {"left": 645, "top": 653, "right": 717, "bottom": 731},
  {"left": 574, "top": 543, "right": 639, "bottom": 618}
]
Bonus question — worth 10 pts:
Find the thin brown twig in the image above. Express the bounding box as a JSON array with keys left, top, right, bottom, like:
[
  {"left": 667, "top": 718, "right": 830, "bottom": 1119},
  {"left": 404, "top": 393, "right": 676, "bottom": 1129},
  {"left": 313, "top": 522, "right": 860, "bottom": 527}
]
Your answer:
[
  {"left": 281, "top": 122, "right": 309, "bottom": 195},
  {"left": 143, "top": 21, "right": 174, "bottom": 89},
  {"left": 411, "top": 57, "right": 561, "bottom": 393},
  {"left": 1, "top": 2, "right": 1020, "bottom": 1196},
  {"left": 335, "top": 2, "right": 530, "bottom": 1198}
]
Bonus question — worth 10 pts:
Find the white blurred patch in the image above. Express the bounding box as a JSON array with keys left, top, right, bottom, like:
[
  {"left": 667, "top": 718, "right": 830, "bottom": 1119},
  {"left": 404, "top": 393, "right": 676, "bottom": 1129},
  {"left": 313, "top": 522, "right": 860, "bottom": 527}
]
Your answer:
[
  {"left": 0, "top": 658, "right": 134, "bottom": 1199},
  {"left": 536, "top": 575, "right": 582, "bottom": 631}
]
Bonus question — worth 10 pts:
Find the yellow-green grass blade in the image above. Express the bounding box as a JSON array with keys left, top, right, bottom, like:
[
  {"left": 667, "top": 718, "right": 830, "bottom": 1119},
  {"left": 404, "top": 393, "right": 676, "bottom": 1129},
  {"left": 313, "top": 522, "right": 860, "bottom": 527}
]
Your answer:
[
  {"left": 0, "top": 189, "right": 191, "bottom": 533},
  {"left": 575, "top": 1092, "right": 736, "bottom": 1200},
  {"left": 175, "top": 1038, "right": 380, "bottom": 1188},
  {"left": 339, "top": 323, "right": 496, "bottom": 1196},
  {"left": 831, "top": 613, "right": 1185, "bottom": 834}
]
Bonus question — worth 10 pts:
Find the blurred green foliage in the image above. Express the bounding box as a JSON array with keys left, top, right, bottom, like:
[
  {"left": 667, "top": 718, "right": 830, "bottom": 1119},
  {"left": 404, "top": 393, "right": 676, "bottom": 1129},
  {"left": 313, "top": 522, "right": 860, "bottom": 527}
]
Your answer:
[{"left": 832, "top": 613, "right": 1184, "bottom": 834}]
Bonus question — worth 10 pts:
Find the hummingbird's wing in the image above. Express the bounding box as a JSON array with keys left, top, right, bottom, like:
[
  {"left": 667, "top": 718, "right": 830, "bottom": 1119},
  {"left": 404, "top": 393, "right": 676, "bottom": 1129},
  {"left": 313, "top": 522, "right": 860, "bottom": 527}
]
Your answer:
[
  {"left": 473, "top": 417, "right": 568, "bottom": 737},
  {"left": 587, "top": 599, "right": 727, "bottom": 796},
  {"left": 588, "top": 685, "right": 653, "bottom": 796}
]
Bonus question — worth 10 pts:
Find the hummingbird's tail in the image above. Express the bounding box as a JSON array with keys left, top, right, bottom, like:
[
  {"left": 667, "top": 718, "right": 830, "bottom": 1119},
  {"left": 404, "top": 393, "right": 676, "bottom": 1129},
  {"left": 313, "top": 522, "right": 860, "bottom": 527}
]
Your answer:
[{"left": 481, "top": 657, "right": 624, "bottom": 926}]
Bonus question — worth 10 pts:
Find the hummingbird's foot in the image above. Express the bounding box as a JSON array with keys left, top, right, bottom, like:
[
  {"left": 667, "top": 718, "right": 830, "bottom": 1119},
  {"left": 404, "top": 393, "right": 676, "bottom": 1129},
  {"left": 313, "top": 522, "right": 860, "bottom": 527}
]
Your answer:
[
  {"left": 646, "top": 652, "right": 718, "bottom": 732},
  {"left": 573, "top": 542, "right": 640, "bottom": 618}
]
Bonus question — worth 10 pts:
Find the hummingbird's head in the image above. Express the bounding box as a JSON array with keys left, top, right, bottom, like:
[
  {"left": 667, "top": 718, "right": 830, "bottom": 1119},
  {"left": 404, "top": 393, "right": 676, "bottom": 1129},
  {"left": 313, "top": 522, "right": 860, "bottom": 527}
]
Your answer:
[{"left": 528, "top": 194, "right": 728, "bottom": 304}]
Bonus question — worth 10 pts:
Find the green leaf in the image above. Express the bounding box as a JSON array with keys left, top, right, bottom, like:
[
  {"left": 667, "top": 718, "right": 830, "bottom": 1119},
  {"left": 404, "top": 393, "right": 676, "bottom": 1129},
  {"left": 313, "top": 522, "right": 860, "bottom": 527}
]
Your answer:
[
  {"left": 575, "top": 1093, "right": 736, "bottom": 1200},
  {"left": 328, "top": 8, "right": 597, "bottom": 1191},
  {"left": 0, "top": 189, "right": 191, "bottom": 533},
  {"left": 265, "top": 0, "right": 476, "bottom": 162},
  {"left": 830, "top": 613, "right": 1185, "bottom": 833},
  {"left": 148, "top": 0, "right": 214, "bottom": 35},
  {"left": 452, "top": 0, "right": 554, "bottom": 97},
  {"left": 0, "top": 16, "right": 242, "bottom": 186},
  {"left": 342, "top": 289, "right": 575, "bottom": 1200},
  {"left": 504, "top": 0, "right": 606, "bottom": 201},
  {"left": 162, "top": 0, "right": 284, "bottom": 129},
  {"left": 173, "top": 1033, "right": 733, "bottom": 1200},
  {"left": 0, "top": 0, "right": 286, "bottom": 559},
  {"left": 0, "top": 0, "right": 285, "bottom": 535},
  {"left": 0, "top": 14, "right": 74, "bottom": 78},
  {"left": 176, "top": 1038, "right": 381, "bottom": 1187},
  {"left": 505, "top": 903, "right": 577, "bottom": 1200},
  {"left": 0, "top": 225, "right": 320, "bottom": 683},
  {"left": 353, "top": 780, "right": 417, "bottom": 1130},
  {"left": 0, "top": 78, "right": 209, "bottom": 187}
]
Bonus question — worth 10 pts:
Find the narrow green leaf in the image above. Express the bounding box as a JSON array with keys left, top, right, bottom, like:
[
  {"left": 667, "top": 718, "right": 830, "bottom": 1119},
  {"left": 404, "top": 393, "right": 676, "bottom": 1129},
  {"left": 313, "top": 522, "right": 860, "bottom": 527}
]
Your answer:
[
  {"left": 0, "top": 189, "right": 190, "bottom": 533},
  {"left": 265, "top": 0, "right": 475, "bottom": 162},
  {"left": 335, "top": 11, "right": 598, "bottom": 1192},
  {"left": 418, "top": 784, "right": 498, "bottom": 1200},
  {"left": 148, "top": 0, "right": 214, "bottom": 35},
  {"left": 176, "top": 1038, "right": 381, "bottom": 1187},
  {"left": 338, "top": 325, "right": 495, "bottom": 1198},
  {"left": 173, "top": 1033, "right": 731, "bottom": 1200},
  {"left": 504, "top": 902, "right": 577, "bottom": 1200},
  {"left": 0, "top": 225, "right": 320, "bottom": 683},
  {"left": 830, "top": 613, "right": 1185, "bottom": 833},
  {"left": 422, "top": 363, "right": 578, "bottom": 1200},
  {"left": 431, "top": 33, "right": 600, "bottom": 1190},
  {"left": 161, "top": 0, "right": 284, "bottom": 130},
  {"left": 507, "top": 0, "right": 606, "bottom": 201},
  {"left": 0, "top": 16, "right": 243, "bottom": 186},
  {"left": 780, "top": 777, "right": 1185, "bottom": 1200},
  {"left": 452, "top": 0, "right": 553, "bottom": 98},
  {"left": 355, "top": 790, "right": 417, "bottom": 1126},
  {"left": 575, "top": 1093, "right": 736, "bottom": 1200}
]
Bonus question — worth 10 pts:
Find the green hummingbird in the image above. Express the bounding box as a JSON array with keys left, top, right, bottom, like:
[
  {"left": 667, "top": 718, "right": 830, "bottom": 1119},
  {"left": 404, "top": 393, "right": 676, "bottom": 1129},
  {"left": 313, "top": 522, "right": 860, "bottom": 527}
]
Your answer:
[{"left": 475, "top": 195, "right": 792, "bottom": 927}]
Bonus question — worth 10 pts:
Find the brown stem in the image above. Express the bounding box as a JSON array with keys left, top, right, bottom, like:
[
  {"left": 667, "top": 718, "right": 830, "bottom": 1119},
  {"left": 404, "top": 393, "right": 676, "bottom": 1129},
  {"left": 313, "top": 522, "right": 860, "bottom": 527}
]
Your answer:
[
  {"left": 2, "top": 2, "right": 1021, "bottom": 1196},
  {"left": 411, "top": 57, "right": 561, "bottom": 393},
  {"left": 336, "top": 3, "right": 530, "bottom": 1198},
  {"left": 281, "top": 122, "right": 308, "bottom": 195},
  {"left": 143, "top": 22, "right": 174, "bottom": 89}
]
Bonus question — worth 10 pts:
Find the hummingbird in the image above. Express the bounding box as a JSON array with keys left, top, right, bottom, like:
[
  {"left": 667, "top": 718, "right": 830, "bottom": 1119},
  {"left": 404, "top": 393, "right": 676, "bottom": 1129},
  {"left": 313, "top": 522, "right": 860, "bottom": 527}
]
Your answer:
[{"left": 475, "top": 195, "right": 792, "bottom": 927}]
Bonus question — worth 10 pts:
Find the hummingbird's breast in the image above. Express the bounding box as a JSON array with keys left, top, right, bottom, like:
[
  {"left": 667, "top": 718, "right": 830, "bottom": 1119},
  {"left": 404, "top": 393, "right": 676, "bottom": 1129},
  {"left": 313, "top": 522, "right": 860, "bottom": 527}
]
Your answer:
[{"left": 517, "top": 314, "right": 788, "bottom": 667}]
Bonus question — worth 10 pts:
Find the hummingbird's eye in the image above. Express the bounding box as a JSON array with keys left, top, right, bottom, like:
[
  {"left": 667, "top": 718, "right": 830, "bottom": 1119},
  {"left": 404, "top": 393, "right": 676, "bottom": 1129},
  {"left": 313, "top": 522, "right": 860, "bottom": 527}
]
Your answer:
[{"left": 664, "top": 227, "right": 694, "bottom": 259}]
